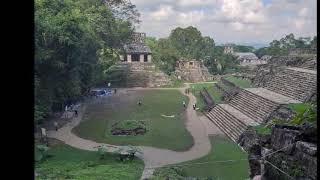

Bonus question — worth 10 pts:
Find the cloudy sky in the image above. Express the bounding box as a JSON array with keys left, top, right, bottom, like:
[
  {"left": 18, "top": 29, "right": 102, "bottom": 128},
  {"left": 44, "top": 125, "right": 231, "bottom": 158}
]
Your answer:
[{"left": 131, "top": 0, "right": 317, "bottom": 45}]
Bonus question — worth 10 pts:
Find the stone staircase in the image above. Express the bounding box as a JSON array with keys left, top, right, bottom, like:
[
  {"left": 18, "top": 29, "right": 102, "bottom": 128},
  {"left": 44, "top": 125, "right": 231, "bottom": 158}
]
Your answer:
[
  {"left": 205, "top": 104, "right": 255, "bottom": 142},
  {"left": 189, "top": 69, "right": 204, "bottom": 82},
  {"left": 263, "top": 67, "right": 317, "bottom": 102},
  {"left": 204, "top": 65, "right": 317, "bottom": 143},
  {"left": 228, "top": 89, "right": 279, "bottom": 123},
  {"left": 112, "top": 62, "right": 172, "bottom": 87}
]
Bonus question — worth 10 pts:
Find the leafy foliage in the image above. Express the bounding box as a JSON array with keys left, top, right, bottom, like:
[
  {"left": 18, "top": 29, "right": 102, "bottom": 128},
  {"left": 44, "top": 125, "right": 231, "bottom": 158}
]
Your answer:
[
  {"left": 267, "top": 103, "right": 317, "bottom": 128},
  {"left": 254, "top": 34, "right": 317, "bottom": 57},
  {"left": 146, "top": 26, "right": 216, "bottom": 75},
  {"left": 35, "top": 143, "right": 144, "bottom": 180},
  {"left": 35, "top": 0, "right": 138, "bottom": 124},
  {"left": 35, "top": 144, "right": 50, "bottom": 162}
]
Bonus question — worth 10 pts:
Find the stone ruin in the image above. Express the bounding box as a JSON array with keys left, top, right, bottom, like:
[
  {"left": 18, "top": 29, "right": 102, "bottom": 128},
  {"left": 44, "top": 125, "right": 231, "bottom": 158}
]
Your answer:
[
  {"left": 175, "top": 59, "right": 214, "bottom": 82},
  {"left": 111, "top": 120, "right": 147, "bottom": 136},
  {"left": 107, "top": 32, "right": 172, "bottom": 87},
  {"left": 238, "top": 124, "right": 317, "bottom": 180}
]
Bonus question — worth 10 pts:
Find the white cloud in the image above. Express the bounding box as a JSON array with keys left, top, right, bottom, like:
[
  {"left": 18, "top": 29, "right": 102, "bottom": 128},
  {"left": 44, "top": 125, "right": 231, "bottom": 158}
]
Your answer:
[
  {"left": 150, "top": 5, "right": 174, "bottom": 21},
  {"left": 298, "top": 7, "right": 308, "bottom": 17},
  {"left": 133, "top": 0, "right": 317, "bottom": 43},
  {"left": 177, "top": 11, "right": 205, "bottom": 25}
]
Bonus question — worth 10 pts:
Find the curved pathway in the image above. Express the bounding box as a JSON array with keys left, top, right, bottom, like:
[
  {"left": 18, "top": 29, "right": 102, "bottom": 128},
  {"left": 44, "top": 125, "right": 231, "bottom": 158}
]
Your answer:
[{"left": 47, "top": 84, "right": 212, "bottom": 179}]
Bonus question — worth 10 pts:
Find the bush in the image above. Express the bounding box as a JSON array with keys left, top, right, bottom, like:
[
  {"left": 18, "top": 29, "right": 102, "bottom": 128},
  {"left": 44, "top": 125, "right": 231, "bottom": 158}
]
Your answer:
[{"left": 35, "top": 144, "right": 50, "bottom": 162}]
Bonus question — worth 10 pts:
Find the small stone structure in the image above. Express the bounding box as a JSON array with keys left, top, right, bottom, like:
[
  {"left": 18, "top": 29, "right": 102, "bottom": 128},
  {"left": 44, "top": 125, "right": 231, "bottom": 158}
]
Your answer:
[
  {"left": 223, "top": 44, "right": 266, "bottom": 66},
  {"left": 234, "top": 52, "right": 266, "bottom": 66},
  {"left": 175, "top": 59, "right": 213, "bottom": 82},
  {"left": 121, "top": 32, "right": 152, "bottom": 63}
]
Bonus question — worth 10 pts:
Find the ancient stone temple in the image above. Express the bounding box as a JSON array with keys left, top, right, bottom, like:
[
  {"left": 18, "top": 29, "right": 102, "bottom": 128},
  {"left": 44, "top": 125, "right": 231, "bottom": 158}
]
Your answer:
[
  {"left": 120, "top": 32, "right": 152, "bottom": 63},
  {"left": 175, "top": 59, "right": 213, "bottom": 82},
  {"left": 109, "top": 32, "right": 172, "bottom": 87}
]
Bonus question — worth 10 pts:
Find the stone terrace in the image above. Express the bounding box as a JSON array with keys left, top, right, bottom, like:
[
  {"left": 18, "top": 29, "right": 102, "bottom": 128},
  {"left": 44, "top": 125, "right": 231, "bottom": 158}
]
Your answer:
[
  {"left": 205, "top": 65, "right": 316, "bottom": 142},
  {"left": 228, "top": 89, "right": 279, "bottom": 123},
  {"left": 263, "top": 67, "right": 316, "bottom": 102}
]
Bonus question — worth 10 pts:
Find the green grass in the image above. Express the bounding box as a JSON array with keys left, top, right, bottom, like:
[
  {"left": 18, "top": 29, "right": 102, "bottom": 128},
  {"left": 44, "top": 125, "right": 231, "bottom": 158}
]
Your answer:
[
  {"left": 73, "top": 90, "right": 193, "bottom": 151},
  {"left": 163, "top": 77, "right": 185, "bottom": 88},
  {"left": 249, "top": 124, "right": 272, "bottom": 135},
  {"left": 153, "top": 136, "right": 249, "bottom": 180},
  {"left": 35, "top": 143, "right": 144, "bottom": 180},
  {"left": 189, "top": 82, "right": 222, "bottom": 112},
  {"left": 287, "top": 103, "right": 312, "bottom": 114},
  {"left": 224, "top": 76, "right": 252, "bottom": 88},
  {"left": 115, "top": 120, "right": 145, "bottom": 129}
]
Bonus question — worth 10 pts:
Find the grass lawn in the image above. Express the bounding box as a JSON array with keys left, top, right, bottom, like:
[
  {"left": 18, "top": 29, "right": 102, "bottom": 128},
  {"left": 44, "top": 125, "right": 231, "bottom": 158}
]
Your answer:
[
  {"left": 73, "top": 90, "right": 193, "bottom": 151},
  {"left": 189, "top": 82, "right": 222, "bottom": 112},
  {"left": 224, "top": 76, "right": 252, "bottom": 88},
  {"left": 153, "top": 135, "right": 249, "bottom": 180},
  {"left": 287, "top": 103, "right": 312, "bottom": 113},
  {"left": 35, "top": 142, "right": 144, "bottom": 180}
]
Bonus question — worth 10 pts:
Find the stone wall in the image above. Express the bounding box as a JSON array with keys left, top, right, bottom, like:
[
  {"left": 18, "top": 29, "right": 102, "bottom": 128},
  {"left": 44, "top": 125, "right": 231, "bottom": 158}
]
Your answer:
[
  {"left": 264, "top": 104, "right": 295, "bottom": 123},
  {"left": 239, "top": 124, "right": 317, "bottom": 180},
  {"left": 267, "top": 55, "right": 316, "bottom": 68},
  {"left": 108, "top": 62, "right": 172, "bottom": 87}
]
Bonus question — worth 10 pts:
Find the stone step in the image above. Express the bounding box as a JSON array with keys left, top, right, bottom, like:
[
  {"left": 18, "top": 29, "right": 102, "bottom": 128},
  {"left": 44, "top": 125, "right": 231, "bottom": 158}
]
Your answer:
[
  {"left": 205, "top": 112, "right": 239, "bottom": 141},
  {"left": 245, "top": 88, "right": 301, "bottom": 104},
  {"left": 207, "top": 107, "right": 246, "bottom": 136},
  {"left": 206, "top": 112, "right": 240, "bottom": 140},
  {"left": 205, "top": 103, "right": 263, "bottom": 142},
  {"left": 228, "top": 90, "right": 278, "bottom": 123}
]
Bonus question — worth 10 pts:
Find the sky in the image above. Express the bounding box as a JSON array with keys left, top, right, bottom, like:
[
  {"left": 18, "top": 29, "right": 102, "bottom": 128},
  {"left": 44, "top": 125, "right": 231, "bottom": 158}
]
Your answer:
[{"left": 131, "top": 0, "right": 317, "bottom": 45}]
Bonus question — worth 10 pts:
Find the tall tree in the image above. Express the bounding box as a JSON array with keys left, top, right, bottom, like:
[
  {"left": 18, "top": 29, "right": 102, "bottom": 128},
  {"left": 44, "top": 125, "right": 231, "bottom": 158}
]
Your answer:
[{"left": 35, "top": 0, "right": 138, "bottom": 124}]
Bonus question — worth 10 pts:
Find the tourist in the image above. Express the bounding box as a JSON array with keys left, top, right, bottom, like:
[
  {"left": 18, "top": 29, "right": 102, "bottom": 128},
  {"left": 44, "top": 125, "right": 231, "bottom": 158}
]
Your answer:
[
  {"left": 138, "top": 99, "right": 142, "bottom": 106},
  {"left": 74, "top": 110, "right": 78, "bottom": 117},
  {"left": 114, "top": 88, "right": 117, "bottom": 94},
  {"left": 54, "top": 121, "right": 58, "bottom": 131},
  {"left": 183, "top": 101, "right": 186, "bottom": 108},
  {"left": 193, "top": 104, "right": 196, "bottom": 110}
]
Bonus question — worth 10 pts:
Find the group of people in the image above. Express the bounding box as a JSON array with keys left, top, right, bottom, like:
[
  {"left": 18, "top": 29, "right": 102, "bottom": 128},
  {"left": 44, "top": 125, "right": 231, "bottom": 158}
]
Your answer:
[
  {"left": 65, "top": 104, "right": 78, "bottom": 118},
  {"left": 182, "top": 101, "right": 197, "bottom": 110}
]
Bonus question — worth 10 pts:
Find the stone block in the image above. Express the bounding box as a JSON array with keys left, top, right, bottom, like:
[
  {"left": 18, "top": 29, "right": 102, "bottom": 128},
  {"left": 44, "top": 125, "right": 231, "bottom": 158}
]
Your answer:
[
  {"left": 295, "top": 141, "right": 317, "bottom": 156},
  {"left": 271, "top": 126, "right": 301, "bottom": 154}
]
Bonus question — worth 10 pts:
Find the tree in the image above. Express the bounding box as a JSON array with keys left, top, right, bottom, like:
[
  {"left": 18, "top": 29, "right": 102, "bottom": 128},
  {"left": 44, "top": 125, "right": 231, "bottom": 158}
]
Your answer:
[
  {"left": 35, "top": 0, "right": 138, "bottom": 123},
  {"left": 254, "top": 33, "right": 316, "bottom": 57},
  {"left": 169, "top": 26, "right": 214, "bottom": 60},
  {"left": 233, "top": 45, "right": 255, "bottom": 52}
]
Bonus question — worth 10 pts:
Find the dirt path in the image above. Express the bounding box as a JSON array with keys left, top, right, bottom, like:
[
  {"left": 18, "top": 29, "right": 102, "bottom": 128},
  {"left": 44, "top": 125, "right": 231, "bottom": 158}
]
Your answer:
[{"left": 47, "top": 84, "right": 214, "bottom": 180}]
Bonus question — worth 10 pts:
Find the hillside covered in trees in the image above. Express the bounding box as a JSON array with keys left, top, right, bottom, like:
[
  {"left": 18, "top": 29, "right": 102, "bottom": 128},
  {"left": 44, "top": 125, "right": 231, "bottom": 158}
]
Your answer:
[
  {"left": 146, "top": 26, "right": 240, "bottom": 75},
  {"left": 254, "top": 33, "right": 317, "bottom": 58}
]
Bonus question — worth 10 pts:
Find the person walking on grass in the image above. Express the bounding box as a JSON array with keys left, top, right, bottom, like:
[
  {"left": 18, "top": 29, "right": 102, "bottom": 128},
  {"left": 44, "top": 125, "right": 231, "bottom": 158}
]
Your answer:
[
  {"left": 183, "top": 100, "right": 186, "bottom": 108},
  {"left": 138, "top": 99, "right": 142, "bottom": 106}
]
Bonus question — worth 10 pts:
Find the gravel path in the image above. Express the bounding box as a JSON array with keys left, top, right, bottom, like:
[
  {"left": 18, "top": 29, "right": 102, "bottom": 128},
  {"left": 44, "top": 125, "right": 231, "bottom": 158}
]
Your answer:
[{"left": 47, "top": 84, "right": 212, "bottom": 180}]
